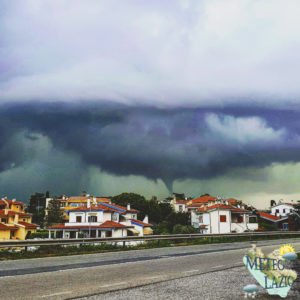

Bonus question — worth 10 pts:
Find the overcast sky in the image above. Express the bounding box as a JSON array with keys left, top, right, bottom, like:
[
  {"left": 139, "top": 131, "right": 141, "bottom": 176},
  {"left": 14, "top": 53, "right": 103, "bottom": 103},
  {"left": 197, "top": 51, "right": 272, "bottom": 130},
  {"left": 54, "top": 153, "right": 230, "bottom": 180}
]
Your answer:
[{"left": 1, "top": 0, "right": 300, "bottom": 208}]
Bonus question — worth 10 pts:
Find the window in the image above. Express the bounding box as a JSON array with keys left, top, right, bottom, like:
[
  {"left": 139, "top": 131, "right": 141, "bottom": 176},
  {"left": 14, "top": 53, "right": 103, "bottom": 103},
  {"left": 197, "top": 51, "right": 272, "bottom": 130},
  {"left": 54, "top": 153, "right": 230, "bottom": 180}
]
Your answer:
[
  {"left": 179, "top": 205, "right": 183, "bottom": 212},
  {"left": 283, "top": 223, "right": 289, "bottom": 231},
  {"left": 106, "top": 231, "right": 112, "bottom": 237},
  {"left": 199, "top": 215, "right": 203, "bottom": 223},
  {"left": 237, "top": 216, "right": 243, "bottom": 223},
  {"left": 23, "top": 219, "right": 26, "bottom": 222},
  {"left": 249, "top": 216, "right": 257, "bottom": 224},
  {"left": 275, "top": 209, "right": 279, "bottom": 213},
  {"left": 88, "top": 216, "right": 97, "bottom": 222},
  {"left": 220, "top": 215, "right": 227, "bottom": 222},
  {"left": 112, "top": 213, "right": 118, "bottom": 222},
  {"left": 76, "top": 216, "right": 82, "bottom": 223},
  {"left": 283, "top": 209, "right": 286, "bottom": 213}
]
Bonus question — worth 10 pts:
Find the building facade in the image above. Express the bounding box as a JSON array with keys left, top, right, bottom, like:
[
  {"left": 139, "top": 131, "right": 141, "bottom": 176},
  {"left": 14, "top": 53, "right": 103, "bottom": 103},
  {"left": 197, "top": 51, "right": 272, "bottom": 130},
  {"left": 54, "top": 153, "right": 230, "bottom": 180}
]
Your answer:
[
  {"left": 45, "top": 193, "right": 112, "bottom": 220},
  {"left": 0, "top": 198, "right": 38, "bottom": 240},
  {"left": 270, "top": 203, "right": 296, "bottom": 218},
  {"left": 191, "top": 203, "right": 258, "bottom": 234},
  {"left": 48, "top": 202, "right": 152, "bottom": 238}
]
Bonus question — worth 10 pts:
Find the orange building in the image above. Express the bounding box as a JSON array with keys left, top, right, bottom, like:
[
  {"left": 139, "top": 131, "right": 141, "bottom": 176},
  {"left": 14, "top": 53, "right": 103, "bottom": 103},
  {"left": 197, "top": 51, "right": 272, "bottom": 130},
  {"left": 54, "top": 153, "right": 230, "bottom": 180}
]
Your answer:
[{"left": 0, "top": 198, "right": 38, "bottom": 240}]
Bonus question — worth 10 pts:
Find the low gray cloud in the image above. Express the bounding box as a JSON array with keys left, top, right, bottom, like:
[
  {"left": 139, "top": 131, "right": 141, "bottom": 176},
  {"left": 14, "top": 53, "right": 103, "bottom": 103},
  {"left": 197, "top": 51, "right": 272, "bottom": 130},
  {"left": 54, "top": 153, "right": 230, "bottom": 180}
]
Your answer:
[{"left": 1, "top": 1, "right": 300, "bottom": 108}]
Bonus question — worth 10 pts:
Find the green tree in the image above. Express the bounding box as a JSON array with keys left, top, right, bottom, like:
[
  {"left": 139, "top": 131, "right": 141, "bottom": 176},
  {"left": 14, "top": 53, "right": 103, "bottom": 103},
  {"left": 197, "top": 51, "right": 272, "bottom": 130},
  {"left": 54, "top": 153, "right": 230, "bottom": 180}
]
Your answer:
[
  {"left": 27, "top": 192, "right": 49, "bottom": 227},
  {"left": 111, "top": 193, "right": 193, "bottom": 233},
  {"left": 111, "top": 193, "right": 149, "bottom": 219},
  {"left": 173, "top": 224, "right": 197, "bottom": 234},
  {"left": 45, "top": 200, "right": 64, "bottom": 226}
]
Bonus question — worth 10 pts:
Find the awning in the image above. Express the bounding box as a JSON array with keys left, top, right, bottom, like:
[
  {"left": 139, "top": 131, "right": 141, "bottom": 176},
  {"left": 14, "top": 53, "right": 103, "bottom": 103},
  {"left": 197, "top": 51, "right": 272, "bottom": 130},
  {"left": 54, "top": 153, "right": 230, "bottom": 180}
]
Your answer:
[
  {"left": 127, "top": 228, "right": 139, "bottom": 235},
  {"left": 143, "top": 227, "right": 153, "bottom": 235}
]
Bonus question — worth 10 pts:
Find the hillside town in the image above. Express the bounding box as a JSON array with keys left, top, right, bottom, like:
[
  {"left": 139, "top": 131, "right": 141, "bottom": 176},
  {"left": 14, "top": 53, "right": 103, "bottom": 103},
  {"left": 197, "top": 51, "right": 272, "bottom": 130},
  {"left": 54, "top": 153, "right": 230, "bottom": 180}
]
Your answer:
[{"left": 0, "top": 192, "right": 299, "bottom": 240}]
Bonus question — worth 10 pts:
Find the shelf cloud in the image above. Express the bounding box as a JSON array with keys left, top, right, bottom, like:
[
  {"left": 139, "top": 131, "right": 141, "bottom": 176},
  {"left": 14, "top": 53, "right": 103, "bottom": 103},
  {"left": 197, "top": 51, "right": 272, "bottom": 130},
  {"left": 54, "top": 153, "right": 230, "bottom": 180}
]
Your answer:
[{"left": 0, "top": 103, "right": 299, "bottom": 195}]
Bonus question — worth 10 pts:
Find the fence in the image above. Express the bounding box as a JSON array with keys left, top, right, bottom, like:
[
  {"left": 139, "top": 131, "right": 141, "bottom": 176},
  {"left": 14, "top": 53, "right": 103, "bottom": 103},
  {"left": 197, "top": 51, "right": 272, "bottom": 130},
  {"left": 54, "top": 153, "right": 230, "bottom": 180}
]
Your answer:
[{"left": 0, "top": 231, "right": 300, "bottom": 248}]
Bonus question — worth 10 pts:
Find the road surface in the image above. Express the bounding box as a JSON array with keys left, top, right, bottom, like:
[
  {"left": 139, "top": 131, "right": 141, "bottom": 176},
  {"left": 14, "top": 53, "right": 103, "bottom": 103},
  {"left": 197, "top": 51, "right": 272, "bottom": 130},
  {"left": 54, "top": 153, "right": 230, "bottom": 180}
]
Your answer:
[{"left": 0, "top": 238, "right": 300, "bottom": 299}]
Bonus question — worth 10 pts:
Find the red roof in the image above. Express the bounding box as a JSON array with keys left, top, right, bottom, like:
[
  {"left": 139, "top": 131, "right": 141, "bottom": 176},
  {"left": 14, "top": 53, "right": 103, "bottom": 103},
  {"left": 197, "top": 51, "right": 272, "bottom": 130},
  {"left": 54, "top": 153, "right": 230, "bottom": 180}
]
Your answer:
[
  {"left": 130, "top": 219, "right": 152, "bottom": 227},
  {"left": 198, "top": 204, "right": 249, "bottom": 213},
  {"left": 0, "top": 223, "right": 18, "bottom": 230},
  {"left": 99, "top": 221, "right": 128, "bottom": 228},
  {"left": 227, "top": 198, "right": 239, "bottom": 205},
  {"left": 49, "top": 221, "right": 130, "bottom": 230},
  {"left": 191, "top": 195, "right": 217, "bottom": 204},
  {"left": 257, "top": 211, "right": 281, "bottom": 221},
  {"left": 176, "top": 200, "right": 188, "bottom": 204},
  {"left": 0, "top": 210, "right": 31, "bottom": 217},
  {"left": 18, "top": 221, "right": 38, "bottom": 229}
]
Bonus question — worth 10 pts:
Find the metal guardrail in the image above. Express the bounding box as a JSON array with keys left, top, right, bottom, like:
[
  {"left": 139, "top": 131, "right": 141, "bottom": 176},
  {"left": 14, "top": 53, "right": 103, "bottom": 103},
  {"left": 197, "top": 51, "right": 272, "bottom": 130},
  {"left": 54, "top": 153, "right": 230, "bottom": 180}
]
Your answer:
[{"left": 0, "top": 231, "right": 300, "bottom": 248}]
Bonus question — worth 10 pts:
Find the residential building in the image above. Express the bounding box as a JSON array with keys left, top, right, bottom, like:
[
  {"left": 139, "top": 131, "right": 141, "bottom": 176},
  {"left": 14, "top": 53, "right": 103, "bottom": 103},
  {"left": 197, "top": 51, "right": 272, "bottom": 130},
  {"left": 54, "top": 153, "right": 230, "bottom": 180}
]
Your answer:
[
  {"left": 192, "top": 203, "right": 258, "bottom": 234},
  {"left": 256, "top": 211, "right": 289, "bottom": 231},
  {"left": 172, "top": 199, "right": 188, "bottom": 213},
  {"left": 45, "top": 193, "right": 112, "bottom": 220},
  {"left": 48, "top": 202, "right": 152, "bottom": 238},
  {"left": 0, "top": 198, "right": 38, "bottom": 240},
  {"left": 270, "top": 203, "right": 296, "bottom": 218}
]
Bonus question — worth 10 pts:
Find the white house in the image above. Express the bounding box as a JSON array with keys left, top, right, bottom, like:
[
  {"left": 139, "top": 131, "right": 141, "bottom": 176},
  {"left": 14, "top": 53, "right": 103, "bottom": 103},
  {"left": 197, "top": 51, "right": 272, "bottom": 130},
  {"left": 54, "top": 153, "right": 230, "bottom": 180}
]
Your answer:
[
  {"left": 171, "top": 199, "right": 188, "bottom": 213},
  {"left": 191, "top": 204, "right": 258, "bottom": 234},
  {"left": 48, "top": 202, "right": 152, "bottom": 238},
  {"left": 271, "top": 203, "right": 295, "bottom": 218}
]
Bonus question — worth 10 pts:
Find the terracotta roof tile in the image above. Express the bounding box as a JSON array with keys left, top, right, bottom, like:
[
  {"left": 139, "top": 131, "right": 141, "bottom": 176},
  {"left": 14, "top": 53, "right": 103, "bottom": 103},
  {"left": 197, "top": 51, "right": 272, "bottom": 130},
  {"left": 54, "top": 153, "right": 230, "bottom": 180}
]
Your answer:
[
  {"left": 190, "top": 195, "right": 217, "bottom": 204},
  {"left": 49, "top": 221, "right": 131, "bottom": 230},
  {"left": 0, "top": 210, "right": 31, "bottom": 217},
  {"left": 18, "top": 221, "right": 38, "bottom": 229},
  {"left": 175, "top": 200, "right": 188, "bottom": 204},
  {"left": 257, "top": 211, "right": 281, "bottom": 221},
  {"left": 99, "top": 221, "right": 128, "bottom": 228},
  {"left": 0, "top": 223, "right": 18, "bottom": 230},
  {"left": 197, "top": 204, "right": 249, "bottom": 213}
]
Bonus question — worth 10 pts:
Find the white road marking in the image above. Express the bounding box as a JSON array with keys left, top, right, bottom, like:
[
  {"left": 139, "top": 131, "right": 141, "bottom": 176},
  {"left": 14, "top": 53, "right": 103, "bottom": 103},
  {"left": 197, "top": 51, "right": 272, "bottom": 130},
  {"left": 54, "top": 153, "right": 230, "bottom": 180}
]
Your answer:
[
  {"left": 144, "top": 275, "right": 163, "bottom": 280},
  {"left": 184, "top": 269, "right": 199, "bottom": 273},
  {"left": 39, "top": 291, "right": 72, "bottom": 298},
  {"left": 100, "top": 281, "right": 127, "bottom": 288},
  {"left": 211, "top": 264, "right": 225, "bottom": 269}
]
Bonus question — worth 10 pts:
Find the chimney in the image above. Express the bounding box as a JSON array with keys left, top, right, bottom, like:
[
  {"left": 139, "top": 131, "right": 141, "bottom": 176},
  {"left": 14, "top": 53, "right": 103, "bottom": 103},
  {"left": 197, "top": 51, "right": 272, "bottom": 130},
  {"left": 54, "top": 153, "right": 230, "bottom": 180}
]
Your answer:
[
  {"left": 143, "top": 215, "right": 149, "bottom": 224},
  {"left": 127, "top": 203, "right": 131, "bottom": 211}
]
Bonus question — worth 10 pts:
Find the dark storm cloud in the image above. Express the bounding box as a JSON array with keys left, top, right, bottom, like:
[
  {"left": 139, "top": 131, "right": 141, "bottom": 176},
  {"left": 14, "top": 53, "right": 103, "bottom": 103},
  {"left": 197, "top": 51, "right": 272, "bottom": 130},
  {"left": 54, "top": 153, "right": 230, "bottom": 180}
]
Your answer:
[{"left": 0, "top": 102, "right": 300, "bottom": 190}]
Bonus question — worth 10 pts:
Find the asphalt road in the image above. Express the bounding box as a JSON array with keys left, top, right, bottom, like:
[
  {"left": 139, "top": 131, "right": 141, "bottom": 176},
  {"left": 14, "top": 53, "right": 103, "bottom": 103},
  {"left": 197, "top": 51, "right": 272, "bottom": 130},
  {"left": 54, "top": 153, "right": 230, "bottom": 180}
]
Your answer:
[{"left": 0, "top": 239, "right": 300, "bottom": 300}]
